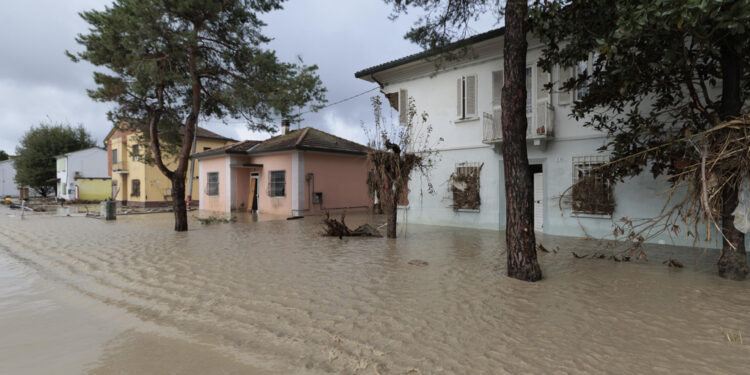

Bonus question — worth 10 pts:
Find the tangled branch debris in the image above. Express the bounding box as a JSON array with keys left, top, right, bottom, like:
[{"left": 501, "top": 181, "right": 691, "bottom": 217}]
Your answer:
[
  {"left": 450, "top": 163, "right": 482, "bottom": 211},
  {"left": 321, "top": 212, "right": 382, "bottom": 238}
]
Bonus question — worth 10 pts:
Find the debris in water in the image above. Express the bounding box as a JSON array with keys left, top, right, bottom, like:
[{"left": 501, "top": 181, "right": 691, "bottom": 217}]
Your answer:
[
  {"left": 407, "top": 259, "right": 429, "bottom": 266},
  {"left": 537, "top": 243, "right": 550, "bottom": 253},
  {"left": 664, "top": 259, "right": 684, "bottom": 268},
  {"left": 572, "top": 252, "right": 587, "bottom": 259},
  {"left": 322, "top": 212, "right": 382, "bottom": 238},
  {"left": 197, "top": 216, "right": 237, "bottom": 225}
]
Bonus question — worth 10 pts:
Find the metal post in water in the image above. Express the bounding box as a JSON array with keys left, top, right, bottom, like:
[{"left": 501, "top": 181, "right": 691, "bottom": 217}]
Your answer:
[{"left": 20, "top": 199, "right": 25, "bottom": 220}]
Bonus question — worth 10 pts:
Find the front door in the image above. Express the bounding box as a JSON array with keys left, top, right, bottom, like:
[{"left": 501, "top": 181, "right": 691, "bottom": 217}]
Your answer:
[{"left": 249, "top": 173, "right": 259, "bottom": 212}]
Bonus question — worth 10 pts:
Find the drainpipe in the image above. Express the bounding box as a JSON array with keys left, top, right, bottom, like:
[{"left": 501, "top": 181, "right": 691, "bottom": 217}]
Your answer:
[{"left": 186, "top": 126, "right": 199, "bottom": 209}]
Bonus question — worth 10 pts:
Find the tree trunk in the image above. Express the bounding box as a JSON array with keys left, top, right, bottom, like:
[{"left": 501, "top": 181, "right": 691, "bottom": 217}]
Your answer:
[
  {"left": 716, "top": 43, "right": 748, "bottom": 280},
  {"left": 171, "top": 175, "right": 188, "bottom": 232},
  {"left": 501, "top": 0, "right": 542, "bottom": 282},
  {"left": 386, "top": 198, "right": 397, "bottom": 238}
]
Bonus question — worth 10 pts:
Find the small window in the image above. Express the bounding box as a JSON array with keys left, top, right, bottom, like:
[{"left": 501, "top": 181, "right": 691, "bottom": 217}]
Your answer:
[
  {"left": 456, "top": 74, "right": 478, "bottom": 120},
  {"left": 576, "top": 59, "right": 590, "bottom": 100},
  {"left": 131, "top": 179, "right": 141, "bottom": 197},
  {"left": 450, "top": 162, "right": 482, "bottom": 211},
  {"left": 572, "top": 155, "right": 614, "bottom": 215},
  {"left": 112, "top": 149, "right": 118, "bottom": 164},
  {"left": 207, "top": 172, "right": 219, "bottom": 196},
  {"left": 132, "top": 145, "right": 140, "bottom": 161},
  {"left": 268, "top": 170, "right": 285, "bottom": 197},
  {"left": 386, "top": 90, "right": 410, "bottom": 126}
]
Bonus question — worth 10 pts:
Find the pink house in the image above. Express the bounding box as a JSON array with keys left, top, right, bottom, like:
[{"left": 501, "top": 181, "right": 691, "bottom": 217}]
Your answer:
[{"left": 194, "top": 126, "right": 372, "bottom": 217}]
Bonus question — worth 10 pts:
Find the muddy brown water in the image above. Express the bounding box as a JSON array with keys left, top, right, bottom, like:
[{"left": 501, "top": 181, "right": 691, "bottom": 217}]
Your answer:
[{"left": 0, "top": 208, "right": 748, "bottom": 374}]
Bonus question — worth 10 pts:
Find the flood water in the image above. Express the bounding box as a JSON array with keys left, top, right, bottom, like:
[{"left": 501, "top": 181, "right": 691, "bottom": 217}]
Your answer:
[{"left": 0, "top": 208, "right": 748, "bottom": 374}]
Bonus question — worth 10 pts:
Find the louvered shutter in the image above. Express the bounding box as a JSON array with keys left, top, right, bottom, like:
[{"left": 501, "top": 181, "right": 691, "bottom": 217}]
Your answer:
[
  {"left": 465, "top": 74, "right": 477, "bottom": 118},
  {"left": 492, "top": 70, "right": 503, "bottom": 107},
  {"left": 558, "top": 66, "right": 573, "bottom": 105},
  {"left": 537, "top": 66, "right": 549, "bottom": 101},
  {"left": 398, "top": 89, "right": 408, "bottom": 126},
  {"left": 457, "top": 77, "right": 463, "bottom": 118}
]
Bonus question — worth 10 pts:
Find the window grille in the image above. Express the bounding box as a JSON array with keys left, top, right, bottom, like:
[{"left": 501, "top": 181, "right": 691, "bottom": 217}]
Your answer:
[
  {"left": 571, "top": 155, "right": 613, "bottom": 215},
  {"left": 268, "top": 170, "right": 286, "bottom": 197},
  {"left": 131, "top": 179, "right": 141, "bottom": 197},
  {"left": 207, "top": 172, "right": 219, "bottom": 196}
]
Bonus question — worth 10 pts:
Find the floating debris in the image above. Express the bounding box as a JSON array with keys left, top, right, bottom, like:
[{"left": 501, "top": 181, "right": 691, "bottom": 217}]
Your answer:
[{"left": 407, "top": 259, "right": 429, "bottom": 266}]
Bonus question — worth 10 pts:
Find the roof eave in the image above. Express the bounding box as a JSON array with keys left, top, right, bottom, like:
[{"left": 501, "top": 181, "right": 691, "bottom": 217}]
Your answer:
[{"left": 354, "top": 27, "right": 506, "bottom": 79}]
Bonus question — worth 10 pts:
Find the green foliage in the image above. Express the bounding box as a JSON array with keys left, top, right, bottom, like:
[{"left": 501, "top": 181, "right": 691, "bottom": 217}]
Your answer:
[
  {"left": 0, "top": 150, "right": 9, "bottom": 161},
  {"left": 70, "top": 0, "right": 326, "bottom": 138},
  {"left": 14, "top": 123, "right": 96, "bottom": 196},
  {"left": 530, "top": 0, "right": 750, "bottom": 181}
]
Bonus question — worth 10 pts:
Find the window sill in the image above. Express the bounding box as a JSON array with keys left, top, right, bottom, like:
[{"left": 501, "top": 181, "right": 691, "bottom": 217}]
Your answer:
[
  {"left": 455, "top": 208, "right": 480, "bottom": 213},
  {"left": 571, "top": 213, "right": 611, "bottom": 219},
  {"left": 454, "top": 117, "right": 479, "bottom": 124}
]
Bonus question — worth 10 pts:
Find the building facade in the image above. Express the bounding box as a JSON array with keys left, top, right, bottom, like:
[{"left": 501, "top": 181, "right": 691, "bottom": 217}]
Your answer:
[
  {"left": 55, "top": 147, "right": 110, "bottom": 201},
  {"left": 356, "top": 28, "right": 706, "bottom": 247},
  {"left": 0, "top": 159, "right": 17, "bottom": 197},
  {"left": 195, "top": 126, "right": 372, "bottom": 217},
  {"left": 105, "top": 125, "right": 236, "bottom": 207}
]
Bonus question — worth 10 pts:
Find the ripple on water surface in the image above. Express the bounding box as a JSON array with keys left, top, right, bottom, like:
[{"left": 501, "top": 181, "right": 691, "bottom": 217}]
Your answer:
[{"left": 0, "top": 209, "right": 748, "bottom": 374}]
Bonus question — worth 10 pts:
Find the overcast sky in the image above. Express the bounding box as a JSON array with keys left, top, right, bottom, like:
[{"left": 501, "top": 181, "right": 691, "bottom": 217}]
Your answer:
[{"left": 0, "top": 1, "right": 497, "bottom": 154}]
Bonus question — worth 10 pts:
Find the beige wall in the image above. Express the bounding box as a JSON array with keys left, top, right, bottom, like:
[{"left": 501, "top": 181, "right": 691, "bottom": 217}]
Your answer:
[{"left": 110, "top": 132, "right": 232, "bottom": 205}]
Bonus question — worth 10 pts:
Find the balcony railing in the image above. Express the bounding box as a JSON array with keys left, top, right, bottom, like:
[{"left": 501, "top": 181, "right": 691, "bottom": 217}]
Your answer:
[
  {"left": 482, "top": 112, "right": 502, "bottom": 143},
  {"left": 112, "top": 158, "right": 128, "bottom": 172},
  {"left": 482, "top": 103, "right": 555, "bottom": 144}
]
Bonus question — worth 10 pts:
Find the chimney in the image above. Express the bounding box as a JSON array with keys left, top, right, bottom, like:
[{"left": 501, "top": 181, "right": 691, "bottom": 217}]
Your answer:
[{"left": 281, "top": 119, "right": 290, "bottom": 135}]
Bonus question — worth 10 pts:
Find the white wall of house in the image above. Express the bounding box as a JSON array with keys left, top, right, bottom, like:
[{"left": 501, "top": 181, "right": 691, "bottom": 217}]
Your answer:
[
  {"left": 56, "top": 147, "right": 108, "bottom": 200},
  {"left": 0, "top": 160, "right": 17, "bottom": 197},
  {"left": 366, "top": 34, "right": 715, "bottom": 247}
]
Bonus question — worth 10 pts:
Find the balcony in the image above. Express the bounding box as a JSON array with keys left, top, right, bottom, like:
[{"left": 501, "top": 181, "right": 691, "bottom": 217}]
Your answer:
[
  {"left": 112, "top": 158, "right": 128, "bottom": 173},
  {"left": 482, "top": 102, "right": 555, "bottom": 148}
]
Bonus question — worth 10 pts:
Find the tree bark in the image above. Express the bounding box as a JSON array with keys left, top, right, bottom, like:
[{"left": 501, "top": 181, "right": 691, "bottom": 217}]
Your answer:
[
  {"left": 171, "top": 175, "right": 188, "bottom": 231},
  {"left": 716, "top": 43, "right": 748, "bottom": 280},
  {"left": 386, "top": 197, "right": 397, "bottom": 238},
  {"left": 501, "top": 0, "right": 542, "bottom": 282}
]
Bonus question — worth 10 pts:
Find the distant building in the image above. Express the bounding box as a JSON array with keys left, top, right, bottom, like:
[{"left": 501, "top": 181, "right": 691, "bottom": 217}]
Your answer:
[
  {"left": 55, "top": 147, "right": 110, "bottom": 201},
  {"left": 0, "top": 159, "right": 17, "bottom": 197},
  {"left": 104, "top": 124, "right": 236, "bottom": 207},
  {"left": 194, "top": 125, "right": 371, "bottom": 216}
]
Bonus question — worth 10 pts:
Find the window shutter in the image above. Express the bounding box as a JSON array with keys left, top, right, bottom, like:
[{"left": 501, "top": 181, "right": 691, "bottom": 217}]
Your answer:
[
  {"left": 492, "top": 70, "right": 503, "bottom": 107},
  {"left": 457, "top": 77, "right": 463, "bottom": 118},
  {"left": 558, "top": 66, "right": 573, "bottom": 105},
  {"left": 465, "top": 74, "right": 477, "bottom": 117},
  {"left": 537, "top": 66, "right": 550, "bottom": 101},
  {"left": 398, "top": 89, "right": 408, "bottom": 126}
]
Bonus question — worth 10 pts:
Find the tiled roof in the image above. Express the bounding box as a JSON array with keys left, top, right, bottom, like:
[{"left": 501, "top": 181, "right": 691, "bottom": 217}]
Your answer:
[
  {"left": 247, "top": 127, "right": 369, "bottom": 156},
  {"left": 191, "top": 140, "right": 263, "bottom": 158},
  {"left": 354, "top": 27, "right": 505, "bottom": 79},
  {"left": 104, "top": 123, "right": 237, "bottom": 143},
  {"left": 191, "top": 127, "right": 237, "bottom": 142}
]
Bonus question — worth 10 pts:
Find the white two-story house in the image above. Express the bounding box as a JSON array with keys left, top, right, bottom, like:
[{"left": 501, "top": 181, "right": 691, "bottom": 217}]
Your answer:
[{"left": 356, "top": 28, "right": 698, "bottom": 246}]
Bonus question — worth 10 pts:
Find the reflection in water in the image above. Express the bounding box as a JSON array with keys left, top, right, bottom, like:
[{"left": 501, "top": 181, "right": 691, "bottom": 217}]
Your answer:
[{"left": 0, "top": 209, "right": 748, "bottom": 374}]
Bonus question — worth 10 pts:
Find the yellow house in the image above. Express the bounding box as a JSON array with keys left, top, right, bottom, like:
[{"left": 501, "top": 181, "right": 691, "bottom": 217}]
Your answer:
[{"left": 104, "top": 125, "right": 236, "bottom": 207}]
